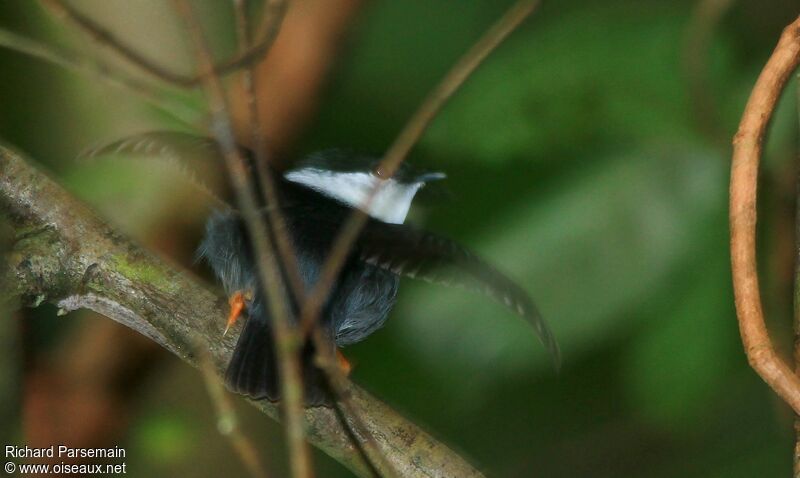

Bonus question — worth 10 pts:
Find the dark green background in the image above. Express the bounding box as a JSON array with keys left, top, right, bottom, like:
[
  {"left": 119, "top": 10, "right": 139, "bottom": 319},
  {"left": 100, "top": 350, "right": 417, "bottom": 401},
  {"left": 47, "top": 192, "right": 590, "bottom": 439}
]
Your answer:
[{"left": 1, "top": 0, "right": 798, "bottom": 476}]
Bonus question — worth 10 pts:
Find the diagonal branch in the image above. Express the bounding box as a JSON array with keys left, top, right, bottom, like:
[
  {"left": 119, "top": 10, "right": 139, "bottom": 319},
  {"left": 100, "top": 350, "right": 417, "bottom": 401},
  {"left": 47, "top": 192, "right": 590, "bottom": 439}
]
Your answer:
[
  {"left": 169, "top": 0, "right": 313, "bottom": 476},
  {"left": 231, "top": 2, "right": 396, "bottom": 476},
  {"left": 231, "top": 0, "right": 305, "bottom": 305},
  {"left": 41, "top": 0, "right": 288, "bottom": 88},
  {"left": 0, "top": 144, "right": 484, "bottom": 478},
  {"left": 198, "top": 346, "right": 271, "bottom": 478},
  {"left": 730, "top": 15, "right": 800, "bottom": 414},
  {"left": 0, "top": 27, "right": 200, "bottom": 127}
]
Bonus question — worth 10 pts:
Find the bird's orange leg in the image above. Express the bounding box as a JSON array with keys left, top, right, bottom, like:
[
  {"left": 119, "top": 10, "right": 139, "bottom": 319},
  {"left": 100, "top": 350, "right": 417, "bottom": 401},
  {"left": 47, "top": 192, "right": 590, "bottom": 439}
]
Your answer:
[
  {"left": 224, "top": 291, "right": 247, "bottom": 336},
  {"left": 336, "top": 349, "right": 352, "bottom": 376}
]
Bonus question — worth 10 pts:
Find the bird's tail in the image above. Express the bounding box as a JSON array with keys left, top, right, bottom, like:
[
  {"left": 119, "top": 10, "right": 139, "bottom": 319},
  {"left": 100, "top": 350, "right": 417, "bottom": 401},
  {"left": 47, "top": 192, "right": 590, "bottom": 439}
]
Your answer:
[{"left": 225, "top": 317, "right": 331, "bottom": 406}]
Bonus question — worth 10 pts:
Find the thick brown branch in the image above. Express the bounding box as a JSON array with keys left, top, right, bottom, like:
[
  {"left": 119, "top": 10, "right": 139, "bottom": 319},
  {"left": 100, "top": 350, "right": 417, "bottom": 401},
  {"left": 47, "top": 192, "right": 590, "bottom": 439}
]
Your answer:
[
  {"left": 729, "top": 16, "right": 800, "bottom": 414},
  {"left": 794, "top": 41, "right": 800, "bottom": 478},
  {"left": 0, "top": 145, "right": 484, "bottom": 478}
]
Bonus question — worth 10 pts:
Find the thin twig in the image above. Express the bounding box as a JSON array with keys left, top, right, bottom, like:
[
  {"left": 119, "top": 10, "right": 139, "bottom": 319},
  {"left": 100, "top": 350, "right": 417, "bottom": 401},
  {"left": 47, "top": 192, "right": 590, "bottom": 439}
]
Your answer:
[
  {"left": 42, "top": 0, "right": 288, "bottom": 88},
  {"left": 232, "top": 0, "right": 305, "bottom": 301},
  {"left": 309, "top": 326, "right": 396, "bottom": 478},
  {"left": 326, "top": 391, "right": 382, "bottom": 478},
  {"left": 0, "top": 27, "right": 200, "bottom": 127},
  {"left": 729, "top": 15, "right": 800, "bottom": 414},
  {"left": 232, "top": 3, "right": 391, "bottom": 475},
  {"left": 682, "top": 0, "right": 735, "bottom": 146},
  {"left": 198, "top": 340, "right": 271, "bottom": 478},
  {"left": 299, "top": 0, "right": 542, "bottom": 336},
  {"left": 171, "top": 1, "right": 313, "bottom": 477}
]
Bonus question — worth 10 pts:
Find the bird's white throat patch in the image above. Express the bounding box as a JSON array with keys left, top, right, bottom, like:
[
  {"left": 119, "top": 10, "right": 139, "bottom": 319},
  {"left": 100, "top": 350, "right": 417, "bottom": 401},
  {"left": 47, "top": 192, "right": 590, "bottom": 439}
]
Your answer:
[{"left": 284, "top": 168, "right": 423, "bottom": 224}]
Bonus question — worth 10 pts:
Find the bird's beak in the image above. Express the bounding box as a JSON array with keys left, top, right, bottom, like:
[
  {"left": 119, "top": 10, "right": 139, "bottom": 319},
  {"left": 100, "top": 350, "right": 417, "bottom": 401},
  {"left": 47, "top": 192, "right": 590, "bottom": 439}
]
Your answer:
[{"left": 416, "top": 172, "right": 446, "bottom": 183}]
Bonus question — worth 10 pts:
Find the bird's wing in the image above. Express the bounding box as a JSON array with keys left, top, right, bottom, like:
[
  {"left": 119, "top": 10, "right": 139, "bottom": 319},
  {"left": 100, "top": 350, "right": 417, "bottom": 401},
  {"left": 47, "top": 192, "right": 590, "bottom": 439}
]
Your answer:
[
  {"left": 356, "top": 220, "right": 561, "bottom": 368},
  {"left": 79, "top": 130, "right": 233, "bottom": 208},
  {"left": 80, "top": 130, "right": 222, "bottom": 163}
]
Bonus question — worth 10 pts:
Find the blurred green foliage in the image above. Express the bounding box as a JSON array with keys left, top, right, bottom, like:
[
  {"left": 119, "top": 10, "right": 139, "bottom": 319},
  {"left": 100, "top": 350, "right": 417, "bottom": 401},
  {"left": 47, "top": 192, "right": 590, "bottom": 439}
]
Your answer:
[{"left": 1, "top": 0, "right": 799, "bottom": 476}]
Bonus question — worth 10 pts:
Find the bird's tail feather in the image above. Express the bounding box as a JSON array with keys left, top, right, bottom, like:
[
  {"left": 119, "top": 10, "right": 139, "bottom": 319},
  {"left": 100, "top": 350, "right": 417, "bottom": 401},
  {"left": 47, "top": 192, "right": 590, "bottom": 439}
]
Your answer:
[{"left": 225, "top": 317, "right": 331, "bottom": 406}]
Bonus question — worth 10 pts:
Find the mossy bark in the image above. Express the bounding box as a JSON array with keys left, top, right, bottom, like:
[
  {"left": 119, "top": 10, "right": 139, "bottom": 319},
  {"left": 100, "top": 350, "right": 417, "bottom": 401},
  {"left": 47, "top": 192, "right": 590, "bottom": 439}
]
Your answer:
[{"left": 0, "top": 144, "right": 484, "bottom": 478}]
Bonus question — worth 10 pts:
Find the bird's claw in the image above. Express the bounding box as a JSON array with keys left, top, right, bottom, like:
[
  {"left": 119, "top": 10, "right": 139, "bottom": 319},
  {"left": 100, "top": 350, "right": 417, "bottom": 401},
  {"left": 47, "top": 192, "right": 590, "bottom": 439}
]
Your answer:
[
  {"left": 336, "top": 349, "right": 352, "bottom": 376},
  {"left": 224, "top": 291, "right": 247, "bottom": 336}
]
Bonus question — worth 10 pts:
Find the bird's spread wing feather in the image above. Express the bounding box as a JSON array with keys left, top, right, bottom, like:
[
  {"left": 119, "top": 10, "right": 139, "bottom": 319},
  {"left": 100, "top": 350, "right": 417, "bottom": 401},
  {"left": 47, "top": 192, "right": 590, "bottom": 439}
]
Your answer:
[
  {"left": 79, "top": 131, "right": 232, "bottom": 209},
  {"left": 356, "top": 220, "right": 561, "bottom": 368},
  {"left": 80, "top": 130, "right": 221, "bottom": 163}
]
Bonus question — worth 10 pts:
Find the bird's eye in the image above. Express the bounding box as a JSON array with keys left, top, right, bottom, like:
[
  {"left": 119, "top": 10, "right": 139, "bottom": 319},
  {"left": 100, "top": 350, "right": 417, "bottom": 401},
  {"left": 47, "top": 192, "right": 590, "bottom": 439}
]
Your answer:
[{"left": 373, "top": 165, "right": 387, "bottom": 179}]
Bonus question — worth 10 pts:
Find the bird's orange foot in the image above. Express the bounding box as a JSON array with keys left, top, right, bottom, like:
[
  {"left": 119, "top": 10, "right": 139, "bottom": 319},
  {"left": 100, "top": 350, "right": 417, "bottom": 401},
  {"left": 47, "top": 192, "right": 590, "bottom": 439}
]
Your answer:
[
  {"left": 336, "top": 349, "right": 352, "bottom": 376},
  {"left": 224, "top": 291, "right": 249, "bottom": 336}
]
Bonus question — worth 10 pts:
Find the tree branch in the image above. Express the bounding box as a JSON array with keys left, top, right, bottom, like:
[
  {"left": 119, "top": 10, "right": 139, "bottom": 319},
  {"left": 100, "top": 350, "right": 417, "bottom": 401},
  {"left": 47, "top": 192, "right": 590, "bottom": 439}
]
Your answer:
[
  {"left": 682, "top": 0, "right": 734, "bottom": 146},
  {"left": 0, "top": 144, "right": 484, "bottom": 478},
  {"left": 793, "top": 60, "right": 800, "bottom": 478},
  {"left": 231, "top": 2, "right": 396, "bottom": 476},
  {"left": 0, "top": 26, "right": 200, "bottom": 128},
  {"left": 170, "top": 0, "right": 314, "bottom": 475},
  {"left": 729, "top": 15, "right": 800, "bottom": 414},
  {"left": 41, "top": 0, "right": 288, "bottom": 89}
]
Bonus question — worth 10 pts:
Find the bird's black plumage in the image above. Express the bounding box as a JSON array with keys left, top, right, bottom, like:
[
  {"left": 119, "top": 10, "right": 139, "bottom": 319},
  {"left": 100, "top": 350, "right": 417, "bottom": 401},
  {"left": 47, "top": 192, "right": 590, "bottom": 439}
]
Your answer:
[
  {"left": 198, "top": 171, "right": 560, "bottom": 405},
  {"left": 86, "top": 132, "right": 560, "bottom": 406},
  {"left": 198, "top": 177, "right": 403, "bottom": 405}
]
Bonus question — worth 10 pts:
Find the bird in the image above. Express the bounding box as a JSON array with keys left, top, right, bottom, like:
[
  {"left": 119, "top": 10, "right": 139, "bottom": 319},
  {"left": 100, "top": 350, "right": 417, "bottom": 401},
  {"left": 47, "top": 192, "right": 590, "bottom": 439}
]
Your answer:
[{"left": 85, "top": 133, "right": 561, "bottom": 406}]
